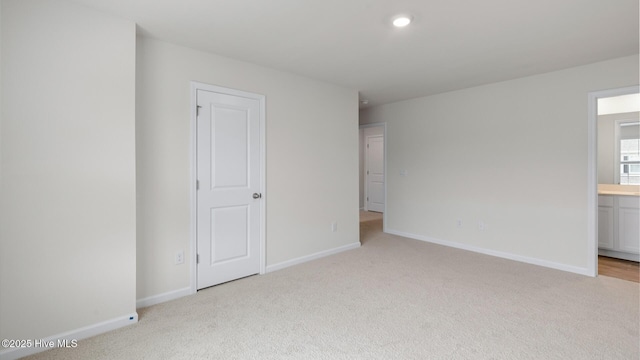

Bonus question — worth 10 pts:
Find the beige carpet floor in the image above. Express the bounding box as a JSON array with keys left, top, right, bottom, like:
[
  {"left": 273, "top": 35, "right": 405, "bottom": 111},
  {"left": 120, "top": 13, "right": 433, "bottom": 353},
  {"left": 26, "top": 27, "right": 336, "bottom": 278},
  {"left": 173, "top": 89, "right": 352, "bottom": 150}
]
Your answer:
[
  {"left": 24, "top": 217, "right": 639, "bottom": 359},
  {"left": 359, "top": 210, "right": 383, "bottom": 222}
]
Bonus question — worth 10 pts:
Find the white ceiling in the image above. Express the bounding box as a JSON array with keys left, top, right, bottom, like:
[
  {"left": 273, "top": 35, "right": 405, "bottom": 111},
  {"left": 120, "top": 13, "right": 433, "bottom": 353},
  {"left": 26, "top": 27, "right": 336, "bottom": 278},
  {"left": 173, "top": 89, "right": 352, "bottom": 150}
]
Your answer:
[{"left": 71, "top": 0, "right": 639, "bottom": 107}]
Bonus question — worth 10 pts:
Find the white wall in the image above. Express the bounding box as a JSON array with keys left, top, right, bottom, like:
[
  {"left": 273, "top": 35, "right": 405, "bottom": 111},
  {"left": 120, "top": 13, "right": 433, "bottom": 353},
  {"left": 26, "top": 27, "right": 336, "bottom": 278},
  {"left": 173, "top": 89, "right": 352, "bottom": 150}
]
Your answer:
[
  {"left": 0, "top": 0, "right": 137, "bottom": 344},
  {"left": 136, "top": 38, "right": 359, "bottom": 300},
  {"left": 598, "top": 93, "right": 640, "bottom": 115},
  {"left": 598, "top": 112, "right": 640, "bottom": 184},
  {"left": 360, "top": 55, "right": 639, "bottom": 272}
]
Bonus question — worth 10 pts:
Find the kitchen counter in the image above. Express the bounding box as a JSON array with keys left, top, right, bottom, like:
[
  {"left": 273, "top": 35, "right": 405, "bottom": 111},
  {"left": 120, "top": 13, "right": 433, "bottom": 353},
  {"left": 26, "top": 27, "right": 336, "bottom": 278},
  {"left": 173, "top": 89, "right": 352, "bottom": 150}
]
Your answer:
[{"left": 598, "top": 184, "right": 640, "bottom": 196}]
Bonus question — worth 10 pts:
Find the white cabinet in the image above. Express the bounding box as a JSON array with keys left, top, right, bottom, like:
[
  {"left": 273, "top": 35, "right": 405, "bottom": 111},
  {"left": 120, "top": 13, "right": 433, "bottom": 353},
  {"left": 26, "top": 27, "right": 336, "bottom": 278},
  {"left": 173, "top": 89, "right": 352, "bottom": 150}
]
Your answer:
[
  {"left": 618, "top": 196, "right": 640, "bottom": 254},
  {"left": 598, "top": 194, "right": 640, "bottom": 262},
  {"left": 598, "top": 195, "right": 614, "bottom": 250}
]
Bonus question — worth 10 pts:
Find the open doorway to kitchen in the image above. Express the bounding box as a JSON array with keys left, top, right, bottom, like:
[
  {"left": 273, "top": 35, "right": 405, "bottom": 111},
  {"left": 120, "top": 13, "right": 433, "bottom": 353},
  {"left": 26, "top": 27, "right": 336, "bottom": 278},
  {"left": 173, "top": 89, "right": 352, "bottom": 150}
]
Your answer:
[{"left": 590, "top": 86, "right": 639, "bottom": 282}]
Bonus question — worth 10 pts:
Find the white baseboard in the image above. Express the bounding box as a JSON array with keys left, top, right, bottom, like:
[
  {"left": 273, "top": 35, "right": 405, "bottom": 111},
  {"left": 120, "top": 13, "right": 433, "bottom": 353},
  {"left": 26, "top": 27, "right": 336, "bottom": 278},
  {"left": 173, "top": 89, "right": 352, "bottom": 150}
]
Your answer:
[
  {"left": 266, "top": 242, "right": 361, "bottom": 273},
  {"left": 136, "top": 286, "right": 193, "bottom": 309},
  {"left": 0, "top": 313, "right": 138, "bottom": 360},
  {"left": 598, "top": 249, "right": 639, "bottom": 262},
  {"left": 385, "top": 228, "right": 591, "bottom": 277}
]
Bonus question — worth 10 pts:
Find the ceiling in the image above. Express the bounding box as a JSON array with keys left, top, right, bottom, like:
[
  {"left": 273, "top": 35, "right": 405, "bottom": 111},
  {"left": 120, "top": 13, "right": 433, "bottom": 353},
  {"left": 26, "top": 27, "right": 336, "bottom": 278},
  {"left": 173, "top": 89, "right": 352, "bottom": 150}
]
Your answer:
[{"left": 71, "top": 0, "right": 639, "bottom": 108}]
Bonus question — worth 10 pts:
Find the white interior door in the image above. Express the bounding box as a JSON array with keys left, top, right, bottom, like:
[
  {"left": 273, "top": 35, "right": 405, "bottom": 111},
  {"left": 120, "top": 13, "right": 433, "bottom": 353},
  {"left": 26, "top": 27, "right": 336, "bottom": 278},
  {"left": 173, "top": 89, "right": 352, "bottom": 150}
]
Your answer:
[
  {"left": 196, "top": 87, "right": 262, "bottom": 289},
  {"left": 366, "top": 135, "right": 384, "bottom": 213}
]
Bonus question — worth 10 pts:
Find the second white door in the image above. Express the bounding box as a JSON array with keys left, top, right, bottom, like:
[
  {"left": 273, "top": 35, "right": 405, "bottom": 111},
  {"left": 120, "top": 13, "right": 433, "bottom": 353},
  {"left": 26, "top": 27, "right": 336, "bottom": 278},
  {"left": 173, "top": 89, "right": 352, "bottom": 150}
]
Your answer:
[
  {"left": 196, "top": 86, "right": 263, "bottom": 290},
  {"left": 366, "top": 135, "right": 384, "bottom": 212}
]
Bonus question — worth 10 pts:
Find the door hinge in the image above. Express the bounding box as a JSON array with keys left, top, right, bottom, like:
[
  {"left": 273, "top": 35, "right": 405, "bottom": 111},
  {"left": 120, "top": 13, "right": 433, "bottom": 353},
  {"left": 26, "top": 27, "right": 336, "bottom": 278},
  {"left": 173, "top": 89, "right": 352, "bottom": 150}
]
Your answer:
[
  {"left": 367, "top": 197, "right": 369, "bottom": 201},
  {"left": 196, "top": 105, "right": 202, "bottom": 117},
  {"left": 367, "top": 144, "right": 369, "bottom": 148},
  {"left": 196, "top": 254, "right": 199, "bottom": 264},
  {"left": 367, "top": 170, "right": 369, "bottom": 175},
  {"left": 196, "top": 180, "right": 199, "bottom": 190}
]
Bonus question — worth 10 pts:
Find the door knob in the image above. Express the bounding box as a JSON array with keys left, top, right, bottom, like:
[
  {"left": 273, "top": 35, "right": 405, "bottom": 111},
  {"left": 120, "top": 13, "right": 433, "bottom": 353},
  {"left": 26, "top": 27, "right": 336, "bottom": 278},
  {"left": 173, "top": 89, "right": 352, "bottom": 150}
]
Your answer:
[{"left": 253, "top": 193, "right": 262, "bottom": 199}]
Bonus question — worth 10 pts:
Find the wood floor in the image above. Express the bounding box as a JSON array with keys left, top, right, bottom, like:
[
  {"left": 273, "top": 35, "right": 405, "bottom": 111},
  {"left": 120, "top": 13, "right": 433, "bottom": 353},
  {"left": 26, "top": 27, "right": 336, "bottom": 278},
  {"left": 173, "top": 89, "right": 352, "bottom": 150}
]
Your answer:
[{"left": 599, "top": 256, "right": 640, "bottom": 283}]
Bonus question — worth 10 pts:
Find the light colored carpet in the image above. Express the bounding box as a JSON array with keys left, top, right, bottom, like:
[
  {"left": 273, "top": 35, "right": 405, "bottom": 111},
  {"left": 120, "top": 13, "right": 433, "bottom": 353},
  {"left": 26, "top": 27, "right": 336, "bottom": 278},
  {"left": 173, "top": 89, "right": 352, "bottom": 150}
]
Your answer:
[
  {"left": 359, "top": 210, "right": 382, "bottom": 222},
  {"left": 24, "top": 219, "right": 639, "bottom": 359}
]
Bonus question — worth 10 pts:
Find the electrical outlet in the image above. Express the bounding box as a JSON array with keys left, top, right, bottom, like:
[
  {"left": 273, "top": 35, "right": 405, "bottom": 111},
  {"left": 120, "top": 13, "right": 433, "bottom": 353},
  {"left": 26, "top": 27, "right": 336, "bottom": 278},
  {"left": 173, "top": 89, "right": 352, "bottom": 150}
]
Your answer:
[
  {"left": 478, "top": 221, "right": 487, "bottom": 231},
  {"left": 456, "top": 219, "right": 463, "bottom": 228},
  {"left": 331, "top": 221, "right": 338, "bottom": 232},
  {"left": 175, "top": 250, "right": 184, "bottom": 265}
]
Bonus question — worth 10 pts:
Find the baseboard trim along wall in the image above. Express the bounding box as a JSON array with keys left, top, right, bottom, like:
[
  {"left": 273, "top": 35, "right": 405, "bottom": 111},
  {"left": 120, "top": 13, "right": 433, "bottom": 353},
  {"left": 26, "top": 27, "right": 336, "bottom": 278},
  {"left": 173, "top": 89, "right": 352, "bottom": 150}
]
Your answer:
[
  {"left": 598, "top": 249, "right": 639, "bottom": 262},
  {"left": 266, "top": 242, "right": 361, "bottom": 273},
  {"left": 136, "top": 242, "right": 363, "bottom": 309},
  {"left": 0, "top": 313, "right": 138, "bottom": 360},
  {"left": 137, "top": 242, "right": 363, "bottom": 309},
  {"left": 385, "top": 229, "right": 591, "bottom": 277},
  {"left": 136, "top": 286, "right": 193, "bottom": 309}
]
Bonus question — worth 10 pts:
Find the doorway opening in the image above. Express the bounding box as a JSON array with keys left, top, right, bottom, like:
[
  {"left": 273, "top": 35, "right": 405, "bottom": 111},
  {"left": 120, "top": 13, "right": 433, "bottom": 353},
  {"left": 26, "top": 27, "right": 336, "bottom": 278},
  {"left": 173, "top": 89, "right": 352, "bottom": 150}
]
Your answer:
[
  {"left": 359, "top": 123, "right": 386, "bottom": 231},
  {"left": 588, "top": 86, "right": 639, "bottom": 281}
]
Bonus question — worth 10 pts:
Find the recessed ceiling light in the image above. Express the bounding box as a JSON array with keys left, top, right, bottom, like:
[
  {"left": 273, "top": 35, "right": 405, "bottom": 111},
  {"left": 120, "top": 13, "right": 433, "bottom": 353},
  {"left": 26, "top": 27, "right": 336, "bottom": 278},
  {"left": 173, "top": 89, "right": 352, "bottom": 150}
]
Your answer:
[{"left": 392, "top": 16, "right": 412, "bottom": 27}]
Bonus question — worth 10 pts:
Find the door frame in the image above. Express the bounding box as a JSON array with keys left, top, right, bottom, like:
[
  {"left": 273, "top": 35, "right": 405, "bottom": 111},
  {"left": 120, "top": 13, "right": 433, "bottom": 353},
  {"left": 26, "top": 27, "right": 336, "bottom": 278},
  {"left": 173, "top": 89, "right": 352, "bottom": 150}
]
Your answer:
[
  {"left": 189, "top": 81, "right": 266, "bottom": 294},
  {"left": 586, "top": 85, "right": 639, "bottom": 277},
  {"left": 359, "top": 122, "right": 387, "bottom": 231}
]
